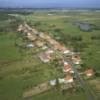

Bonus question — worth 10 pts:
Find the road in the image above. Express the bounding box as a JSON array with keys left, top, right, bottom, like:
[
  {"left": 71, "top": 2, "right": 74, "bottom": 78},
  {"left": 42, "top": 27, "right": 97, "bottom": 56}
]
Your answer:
[{"left": 68, "top": 60, "right": 98, "bottom": 100}]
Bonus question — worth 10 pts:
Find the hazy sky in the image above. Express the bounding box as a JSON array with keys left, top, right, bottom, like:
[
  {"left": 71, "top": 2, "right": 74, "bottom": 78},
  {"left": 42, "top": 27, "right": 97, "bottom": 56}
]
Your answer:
[{"left": 0, "top": 0, "right": 100, "bottom": 8}]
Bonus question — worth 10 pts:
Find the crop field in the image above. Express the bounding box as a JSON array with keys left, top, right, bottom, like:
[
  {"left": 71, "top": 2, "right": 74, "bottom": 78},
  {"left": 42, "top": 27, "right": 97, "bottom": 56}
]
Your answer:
[{"left": 0, "top": 10, "right": 100, "bottom": 100}]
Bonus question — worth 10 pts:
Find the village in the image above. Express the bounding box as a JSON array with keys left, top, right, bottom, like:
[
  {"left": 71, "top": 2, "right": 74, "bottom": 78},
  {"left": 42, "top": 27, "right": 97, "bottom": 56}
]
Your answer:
[{"left": 17, "top": 22, "right": 96, "bottom": 99}]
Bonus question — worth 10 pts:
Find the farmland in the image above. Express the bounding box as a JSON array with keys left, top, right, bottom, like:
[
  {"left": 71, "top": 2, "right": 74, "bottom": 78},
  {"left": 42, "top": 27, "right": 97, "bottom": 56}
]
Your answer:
[{"left": 0, "top": 9, "right": 100, "bottom": 100}]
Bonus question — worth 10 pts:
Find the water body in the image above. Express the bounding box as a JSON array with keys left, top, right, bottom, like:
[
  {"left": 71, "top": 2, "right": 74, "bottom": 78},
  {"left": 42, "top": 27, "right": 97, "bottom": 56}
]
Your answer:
[{"left": 73, "top": 22, "right": 100, "bottom": 32}]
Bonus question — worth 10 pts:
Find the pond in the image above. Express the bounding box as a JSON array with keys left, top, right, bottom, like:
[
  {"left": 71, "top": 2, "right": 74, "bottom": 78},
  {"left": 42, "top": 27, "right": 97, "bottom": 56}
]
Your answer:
[{"left": 73, "top": 22, "right": 100, "bottom": 32}]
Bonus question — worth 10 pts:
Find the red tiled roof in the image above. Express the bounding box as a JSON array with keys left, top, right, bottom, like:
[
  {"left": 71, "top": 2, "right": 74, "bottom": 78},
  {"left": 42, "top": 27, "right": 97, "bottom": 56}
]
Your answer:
[
  {"left": 72, "top": 55, "right": 81, "bottom": 64},
  {"left": 64, "top": 75, "right": 73, "bottom": 81},
  {"left": 64, "top": 64, "right": 72, "bottom": 71},
  {"left": 85, "top": 68, "right": 94, "bottom": 76}
]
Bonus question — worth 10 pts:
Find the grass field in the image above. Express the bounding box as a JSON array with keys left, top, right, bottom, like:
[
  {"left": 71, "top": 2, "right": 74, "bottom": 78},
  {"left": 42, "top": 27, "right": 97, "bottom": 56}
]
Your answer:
[
  {"left": 0, "top": 10, "right": 100, "bottom": 100},
  {"left": 25, "top": 10, "right": 100, "bottom": 69},
  {"left": 32, "top": 90, "right": 87, "bottom": 100}
]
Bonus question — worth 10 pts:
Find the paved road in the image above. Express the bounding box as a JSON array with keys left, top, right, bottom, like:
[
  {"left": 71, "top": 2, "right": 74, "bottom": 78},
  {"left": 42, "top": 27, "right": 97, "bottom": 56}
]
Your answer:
[{"left": 68, "top": 60, "right": 98, "bottom": 100}]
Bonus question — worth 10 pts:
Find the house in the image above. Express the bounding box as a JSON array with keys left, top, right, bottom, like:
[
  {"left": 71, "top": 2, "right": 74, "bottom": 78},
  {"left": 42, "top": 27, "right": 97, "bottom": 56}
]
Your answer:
[
  {"left": 32, "top": 28, "right": 38, "bottom": 34},
  {"left": 64, "top": 75, "right": 74, "bottom": 83},
  {"left": 27, "top": 35, "right": 37, "bottom": 41},
  {"left": 23, "top": 29, "right": 28, "bottom": 33},
  {"left": 50, "top": 78, "right": 67, "bottom": 85},
  {"left": 53, "top": 44, "right": 71, "bottom": 54},
  {"left": 27, "top": 33, "right": 37, "bottom": 41},
  {"left": 24, "top": 23, "right": 32, "bottom": 31},
  {"left": 43, "top": 33, "right": 51, "bottom": 40},
  {"left": 63, "top": 62, "right": 74, "bottom": 73},
  {"left": 58, "top": 78, "right": 64, "bottom": 84},
  {"left": 39, "top": 32, "right": 46, "bottom": 39},
  {"left": 26, "top": 43, "right": 34, "bottom": 48},
  {"left": 45, "top": 49, "right": 54, "bottom": 54},
  {"left": 63, "top": 48, "right": 71, "bottom": 54},
  {"left": 39, "top": 52, "right": 51, "bottom": 63},
  {"left": 47, "top": 38, "right": 59, "bottom": 46},
  {"left": 42, "top": 46, "right": 48, "bottom": 50},
  {"left": 35, "top": 40, "right": 45, "bottom": 47},
  {"left": 54, "top": 44, "right": 66, "bottom": 51},
  {"left": 85, "top": 68, "right": 94, "bottom": 77},
  {"left": 17, "top": 24, "right": 23, "bottom": 32},
  {"left": 72, "top": 55, "right": 81, "bottom": 64},
  {"left": 64, "top": 61, "right": 69, "bottom": 65},
  {"left": 50, "top": 80, "right": 56, "bottom": 86},
  {"left": 27, "top": 32, "right": 31, "bottom": 36}
]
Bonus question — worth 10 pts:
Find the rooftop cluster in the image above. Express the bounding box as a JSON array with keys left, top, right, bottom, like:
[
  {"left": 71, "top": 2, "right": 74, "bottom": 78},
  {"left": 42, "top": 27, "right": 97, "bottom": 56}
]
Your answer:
[{"left": 17, "top": 23, "right": 95, "bottom": 88}]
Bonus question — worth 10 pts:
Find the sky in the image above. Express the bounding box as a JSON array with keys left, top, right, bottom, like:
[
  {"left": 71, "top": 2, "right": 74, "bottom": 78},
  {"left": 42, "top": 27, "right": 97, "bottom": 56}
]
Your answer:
[{"left": 0, "top": 0, "right": 100, "bottom": 8}]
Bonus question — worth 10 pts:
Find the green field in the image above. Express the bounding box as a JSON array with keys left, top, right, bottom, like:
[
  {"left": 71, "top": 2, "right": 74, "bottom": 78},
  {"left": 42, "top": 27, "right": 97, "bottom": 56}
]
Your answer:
[
  {"left": 0, "top": 10, "right": 100, "bottom": 100},
  {"left": 25, "top": 10, "right": 100, "bottom": 70},
  {"left": 32, "top": 90, "right": 87, "bottom": 100}
]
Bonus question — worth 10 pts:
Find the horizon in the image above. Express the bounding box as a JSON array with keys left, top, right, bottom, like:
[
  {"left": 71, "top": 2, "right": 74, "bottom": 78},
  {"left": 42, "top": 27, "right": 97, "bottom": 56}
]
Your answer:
[{"left": 0, "top": 0, "right": 100, "bottom": 9}]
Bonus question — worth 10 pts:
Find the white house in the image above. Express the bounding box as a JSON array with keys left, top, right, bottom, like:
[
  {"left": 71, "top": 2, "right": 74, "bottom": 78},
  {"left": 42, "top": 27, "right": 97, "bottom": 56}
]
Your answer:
[
  {"left": 27, "top": 43, "right": 34, "bottom": 48},
  {"left": 63, "top": 49, "right": 71, "bottom": 54},
  {"left": 58, "top": 78, "right": 65, "bottom": 84},
  {"left": 50, "top": 80, "right": 56, "bottom": 86}
]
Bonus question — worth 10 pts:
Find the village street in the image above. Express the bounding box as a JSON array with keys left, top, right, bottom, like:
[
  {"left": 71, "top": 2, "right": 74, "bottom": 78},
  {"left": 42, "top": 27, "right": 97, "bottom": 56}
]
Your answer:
[
  {"left": 68, "top": 60, "right": 97, "bottom": 100},
  {"left": 17, "top": 22, "right": 97, "bottom": 100}
]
